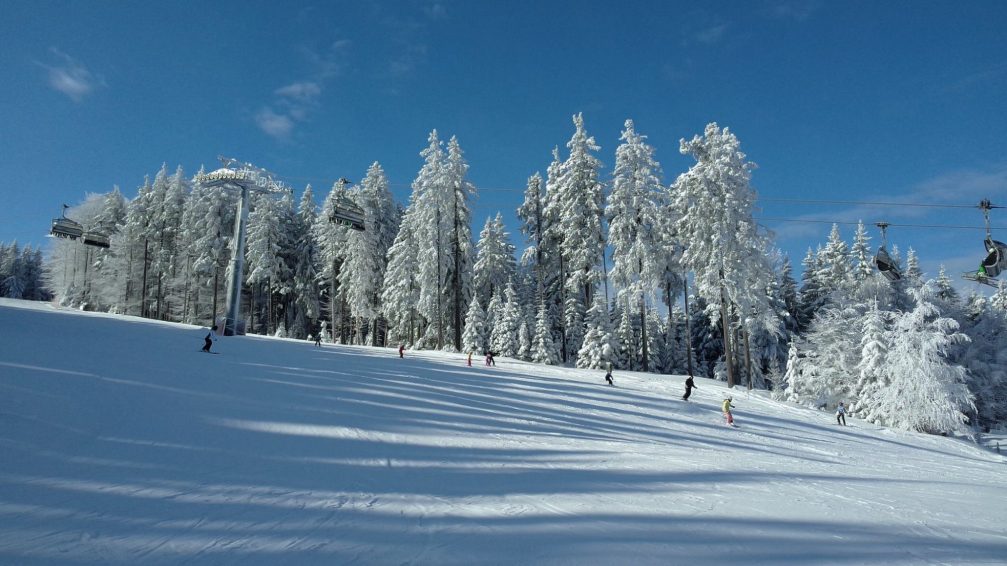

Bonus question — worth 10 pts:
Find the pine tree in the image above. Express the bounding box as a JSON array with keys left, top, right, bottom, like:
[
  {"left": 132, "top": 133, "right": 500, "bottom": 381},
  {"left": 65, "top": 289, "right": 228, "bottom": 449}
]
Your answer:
[
  {"left": 576, "top": 292, "right": 617, "bottom": 370},
  {"left": 615, "top": 303, "right": 637, "bottom": 370},
  {"left": 343, "top": 162, "right": 398, "bottom": 345},
  {"left": 531, "top": 299, "right": 560, "bottom": 365},
  {"left": 608, "top": 119, "right": 665, "bottom": 372},
  {"left": 292, "top": 184, "right": 321, "bottom": 337},
  {"left": 473, "top": 213, "right": 516, "bottom": 308},
  {"left": 245, "top": 191, "right": 285, "bottom": 334},
  {"left": 854, "top": 302, "right": 889, "bottom": 421},
  {"left": 878, "top": 283, "right": 975, "bottom": 434},
  {"left": 546, "top": 114, "right": 604, "bottom": 360},
  {"left": 461, "top": 294, "right": 488, "bottom": 355},
  {"left": 670, "top": 122, "right": 766, "bottom": 387},
  {"left": 382, "top": 216, "right": 420, "bottom": 347},
  {"left": 490, "top": 280, "right": 522, "bottom": 358},
  {"left": 817, "top": 224, "right": 851, "bottom": 296},
  {"left": 315, "top": 178, "right": 353, "bottom": 342},
  {"left": 850, "top": 221, "right": 874, "bottom": 282}
]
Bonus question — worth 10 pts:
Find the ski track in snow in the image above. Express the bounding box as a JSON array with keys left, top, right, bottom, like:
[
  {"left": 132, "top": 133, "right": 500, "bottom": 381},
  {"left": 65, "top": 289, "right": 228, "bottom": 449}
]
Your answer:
[{"left": 1, "top": 298, "right": 1006, "bottom": 565}]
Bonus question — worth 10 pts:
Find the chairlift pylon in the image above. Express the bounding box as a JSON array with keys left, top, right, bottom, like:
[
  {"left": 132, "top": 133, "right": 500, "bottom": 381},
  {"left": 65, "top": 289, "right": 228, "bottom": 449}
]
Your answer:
[{"left": 874, "top": 222, "right": 901, "bottom": 281}]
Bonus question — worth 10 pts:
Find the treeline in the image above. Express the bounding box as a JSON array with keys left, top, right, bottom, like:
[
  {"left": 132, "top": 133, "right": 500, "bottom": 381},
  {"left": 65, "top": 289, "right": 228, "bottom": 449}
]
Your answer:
[
  {"left": 0, "top": 242, "right": 48, "bottom": 301},
  {"left": 36, "top": 114, "right": 1007, "bottom": 434}
]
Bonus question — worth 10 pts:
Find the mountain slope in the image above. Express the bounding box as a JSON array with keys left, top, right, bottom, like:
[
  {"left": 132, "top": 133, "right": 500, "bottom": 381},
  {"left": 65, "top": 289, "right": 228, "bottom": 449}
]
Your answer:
[{"left": 1, "top": 299, "right": 1004, "bottom": 565}]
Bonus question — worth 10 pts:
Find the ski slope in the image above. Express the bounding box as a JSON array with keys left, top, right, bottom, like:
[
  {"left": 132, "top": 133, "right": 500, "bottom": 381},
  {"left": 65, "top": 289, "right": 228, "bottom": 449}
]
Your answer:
[{"left": 1, "top": 298, "right": 1005, "bottom": 565}]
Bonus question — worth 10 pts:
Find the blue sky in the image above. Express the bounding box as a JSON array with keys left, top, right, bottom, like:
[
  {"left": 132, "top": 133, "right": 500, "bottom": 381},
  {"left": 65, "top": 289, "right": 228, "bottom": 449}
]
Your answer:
[{"left": 2, "top": 0, "right": 1006, "bottom": 288}]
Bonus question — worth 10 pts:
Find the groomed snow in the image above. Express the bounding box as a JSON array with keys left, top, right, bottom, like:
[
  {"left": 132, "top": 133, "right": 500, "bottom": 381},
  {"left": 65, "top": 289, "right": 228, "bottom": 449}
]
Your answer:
[{"left": 1, "top": 298, "right": 1005, "bottom": 565}]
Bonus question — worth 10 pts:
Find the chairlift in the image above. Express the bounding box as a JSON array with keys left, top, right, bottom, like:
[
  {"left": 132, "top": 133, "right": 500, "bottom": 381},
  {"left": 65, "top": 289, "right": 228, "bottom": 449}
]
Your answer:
[
  {"left": 963, "top": 199, "right": 1006, "bottom": 287},
  {"left": 49, "top": 204, "right": 84, "bottom": 240},
  {"left": 874, "top": 222, "right": 901, "bottom": 281},
  {"left": 82, "top": 232, "right": 110, "bottom": 248},
  {"left": 328, "top": 179, "right": 365, "bottom": 231}
]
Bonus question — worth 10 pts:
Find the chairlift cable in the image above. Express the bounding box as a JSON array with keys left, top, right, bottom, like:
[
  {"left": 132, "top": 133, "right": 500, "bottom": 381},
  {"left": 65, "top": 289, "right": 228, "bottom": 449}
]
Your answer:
[{"left": 755, "top": 217, "right": 1004, "bottom": 231}]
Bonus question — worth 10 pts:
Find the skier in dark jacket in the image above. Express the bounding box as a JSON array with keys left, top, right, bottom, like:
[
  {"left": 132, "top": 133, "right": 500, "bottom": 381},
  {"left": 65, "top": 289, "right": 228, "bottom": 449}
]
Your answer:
[
  {"left": 604, "top": 370, "right": 614, "bottom": 386},
  {"left": 682, "top": 376, "right": 696, "bottom": 401},
  {"left": 399, "top": 344, "right": 405, "bottom": 358},
  {"left": 202, "top": 329, "right": 215, "bottom": 353}
]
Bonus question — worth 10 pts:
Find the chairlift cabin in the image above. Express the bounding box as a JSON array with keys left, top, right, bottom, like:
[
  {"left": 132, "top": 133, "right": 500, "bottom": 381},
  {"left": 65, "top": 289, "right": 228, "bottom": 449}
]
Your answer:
[
  {"left": 962, "top": 200, "right": 1007, "bottom": 287},
  {"left": 50, "top": 204, "right": 84, "bottom": 240},
  {"left": 329, "top": 182, "right": 365, "bottom": 231},
  {"left": 331, "top": 201, "right": 365, "bottom": 231},
  {"left": 82, "top": 231, "right": 110, "bottom": 249},
  {"left": 874, "top": 222, "right": 901, "bottom": 281}
]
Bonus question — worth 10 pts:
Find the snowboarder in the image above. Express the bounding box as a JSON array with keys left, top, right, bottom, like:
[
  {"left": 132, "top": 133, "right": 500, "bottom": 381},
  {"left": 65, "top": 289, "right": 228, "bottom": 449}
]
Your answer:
[
  {"left": 399, "top": 344, "right": 405, "bottom": 358},
  {"left": 604, "top": 370, "right": 614, "bottom": 386},
  {"left": 201, "top": 328, "right": 216, "bottom": 353},
  {"left": 682, "top": 376, "right": 696, "bottom": 401},
  {"left": 467, "top": 351, "right": 473, "bottom": 367},
  {"left": 722, "top": 396, "right": 736, "bottom": 426},
  {"left": 836, "top": 401, "right": 847, "bottom": 426}
]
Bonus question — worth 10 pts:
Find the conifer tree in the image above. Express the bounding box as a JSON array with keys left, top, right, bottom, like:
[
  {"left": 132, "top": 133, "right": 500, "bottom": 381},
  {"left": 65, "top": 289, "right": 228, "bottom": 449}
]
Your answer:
[
  {"left": 577, "top": 292, "right": 617, "bottom": 370},
  {"left": 878, "top": 284, "right": 974, "bottom": 433},
  {"left": 608, "top": 119, "right": 665, "bottom": 371},
  {"left": 461, "top": 294, "right": 488, "bottom": 355},
  {"left": 473, "top": 213, "right": 516, "bottom": 308},
  {"left": 315, "top": 178, "right": 353, "bottom": 342},
  {"left": 670, "top": 123, "right": 764, "bottom": 387},
  {"left": 546, "top": 114, "right": 604, "bottom": 360},
  {"left": 490, "top": 280, "right": 522, "bottom": 357},
  {"left": 532, "top": 299, "right": 560, "bottom": 365}
]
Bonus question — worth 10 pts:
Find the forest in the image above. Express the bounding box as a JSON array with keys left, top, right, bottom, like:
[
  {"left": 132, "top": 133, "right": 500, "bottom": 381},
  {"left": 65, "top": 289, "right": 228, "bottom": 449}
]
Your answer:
[{"left": 6, "top": 115, "right": 1005, "bottom": 435}]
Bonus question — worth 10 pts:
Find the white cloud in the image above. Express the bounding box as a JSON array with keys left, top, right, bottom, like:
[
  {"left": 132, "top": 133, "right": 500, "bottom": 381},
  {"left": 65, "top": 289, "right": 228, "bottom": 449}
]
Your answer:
[
  {"left": 275, "top": 81, "right": 321, "bottom": 101},
  {"left": 694, "top": 24, "right": 728, "bottom": 45},
  {"left": 255, "top": 108, "right": 295, "bottom": 139},
  {"left": 763, "top": 0, "right": 820, "bottom": 22},
  {"left": 37, "top": 47, "right": 105, "bottom": 102},
  {"left": 423, "top": 2, "right": 447, "bottom": 20}
]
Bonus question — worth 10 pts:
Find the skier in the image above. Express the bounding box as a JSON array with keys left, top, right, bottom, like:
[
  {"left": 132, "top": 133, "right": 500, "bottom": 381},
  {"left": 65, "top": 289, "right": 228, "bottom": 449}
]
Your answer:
[
  {"left": 201, "top": 328, "right": 216, "bottom": 353},
  {"left": 314, "top": 333, "right": 322, "bottom": 347},
  {"left": 682, "top": 376, "right": 696, "bottom": 401},
  {"left": 487, "top": 351, "right": 496, "bottom": 366},
  {"left": 604, "top": 370, "right": 614, "bottom": 386},
  {"left": 467, "top": 351, "right": 473, "bottom": 367},
  {"left": 722, "top": 396, "right": 736, "bottom": 426},
  {"left": 399, "top": 344, "right": 405, "bottom": 358},
  {"left": 836, "top": 401, "right": 847, "bottom": 426},
  {"left": 485, "top": 352, "right": 492, "bottom": 366}
]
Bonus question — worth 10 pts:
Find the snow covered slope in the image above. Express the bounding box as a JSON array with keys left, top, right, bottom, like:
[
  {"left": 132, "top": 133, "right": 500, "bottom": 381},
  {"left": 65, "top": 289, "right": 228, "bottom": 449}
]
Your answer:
[{"left": 1, "top": 298, "right": 1005, "bottom": 565}]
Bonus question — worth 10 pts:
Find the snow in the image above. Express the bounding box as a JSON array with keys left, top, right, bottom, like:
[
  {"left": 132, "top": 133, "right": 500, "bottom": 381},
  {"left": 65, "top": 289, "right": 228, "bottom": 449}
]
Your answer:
[{"left": 1, "top": 298, "right": 1005, "bottom": 565}]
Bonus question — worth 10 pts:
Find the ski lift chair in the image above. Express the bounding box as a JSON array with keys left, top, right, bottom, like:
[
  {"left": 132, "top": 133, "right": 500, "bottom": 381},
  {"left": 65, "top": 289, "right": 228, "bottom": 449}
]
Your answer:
[
  {"left": 985, "top": 238, "right": 1007, "bottom": 274},
  {"left": 330, "top": 199, "right": 365, "bottom": 231},
  {"left": 82, "top": 231, "right": 110, "bottom": 248},
  {"left": 50, "top": 204, "right": 84, "bottom": 241},
  {"left": 874, "top": 246, "right": 901, "bottom": 281}
]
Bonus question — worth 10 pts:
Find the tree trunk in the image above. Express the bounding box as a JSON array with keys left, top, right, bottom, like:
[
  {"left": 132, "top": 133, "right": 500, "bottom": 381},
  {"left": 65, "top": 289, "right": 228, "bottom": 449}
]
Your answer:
[
  {"left": 140, "top": 240, "right": 149, "bottom": 318},
  {"left": 744, "top": 329, "right": 754, "bottom": 390},
  {"left": 435, "top": 209, "right": 444, "bottom": 350},
  {"left": 452, "top": 195, "right": 463, "bottom": 352},
  {"left": 639, "top": 296, "right": 649, "bottom": 372},
  {"left": 682, "top": 275, "right": 694, "bottom": 378},
  {"left": 212, "top": 267, "right": 220, "bottom": 328},
  {"left": 719, "top": 277, "right": 735, "bottom": 388},
  {"left": 558, "top": 253, "right": 567, "bottom": 363}
]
